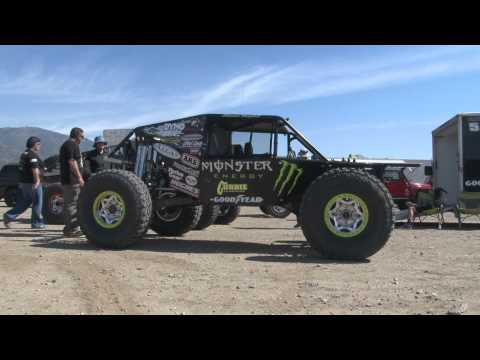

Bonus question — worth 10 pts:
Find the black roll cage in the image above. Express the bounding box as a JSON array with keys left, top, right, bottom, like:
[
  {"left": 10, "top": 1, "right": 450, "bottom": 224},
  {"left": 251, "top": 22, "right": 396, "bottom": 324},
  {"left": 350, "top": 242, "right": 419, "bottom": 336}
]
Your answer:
[{"left": 109, "top": 115, "right": 328, "bottom": 162}]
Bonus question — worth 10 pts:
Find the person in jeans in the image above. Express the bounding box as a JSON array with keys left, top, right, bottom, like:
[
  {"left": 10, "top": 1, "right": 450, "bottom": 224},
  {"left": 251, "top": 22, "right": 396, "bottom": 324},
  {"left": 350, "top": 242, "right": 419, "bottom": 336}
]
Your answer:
[
  {"left": 3, "top": 137, "right": 46, "bottom": 229},
  {"left": 60, "top": 127, "right": 85, "bottom": 237}
]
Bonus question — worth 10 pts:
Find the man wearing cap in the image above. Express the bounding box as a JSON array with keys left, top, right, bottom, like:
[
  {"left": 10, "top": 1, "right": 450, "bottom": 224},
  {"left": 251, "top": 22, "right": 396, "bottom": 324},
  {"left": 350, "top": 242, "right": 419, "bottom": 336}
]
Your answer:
[
  {"left": 59, "top": 127, "right": 85, "bottom": 237},
  {"left": 84, "top": 136, "right": 108, "bottom": 175},
  {"left": 3, "top": 137, "right": 46, "bottom": 229}
]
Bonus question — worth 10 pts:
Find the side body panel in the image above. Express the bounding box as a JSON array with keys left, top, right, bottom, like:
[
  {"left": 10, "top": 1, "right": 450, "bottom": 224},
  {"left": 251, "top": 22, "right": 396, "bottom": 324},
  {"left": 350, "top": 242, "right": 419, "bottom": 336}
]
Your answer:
[
  {"left": 198, "top": 157, "right": 327, "bottom": 207},
  {"left": 462, "top": 116, "right": 480, "bottom": 192},
  {"left": 136, "top": 116, "right": 207, "bottom": 198}
]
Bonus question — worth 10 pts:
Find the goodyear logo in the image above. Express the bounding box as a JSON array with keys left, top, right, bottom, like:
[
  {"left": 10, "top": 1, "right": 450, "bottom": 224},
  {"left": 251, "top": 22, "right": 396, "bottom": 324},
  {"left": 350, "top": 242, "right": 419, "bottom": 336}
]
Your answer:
[
  {"left": 274, "top": 161, "right": 303, "bottom": 196},
  {"left": 217, "top": 181, "right": 248, "bottom": 196}
]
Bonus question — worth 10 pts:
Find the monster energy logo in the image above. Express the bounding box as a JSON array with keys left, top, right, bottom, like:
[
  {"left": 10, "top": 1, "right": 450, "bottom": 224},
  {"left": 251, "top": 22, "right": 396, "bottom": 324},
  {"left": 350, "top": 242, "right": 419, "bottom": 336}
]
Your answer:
[{"left": 274, "top": 161, "right": 303, "bottom": 196}]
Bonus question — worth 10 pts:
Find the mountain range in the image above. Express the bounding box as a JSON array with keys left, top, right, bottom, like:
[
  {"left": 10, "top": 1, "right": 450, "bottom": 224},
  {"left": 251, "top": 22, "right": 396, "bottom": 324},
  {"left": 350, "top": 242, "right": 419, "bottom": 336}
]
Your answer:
[{"left": 0, "top": 127, "right": 94, "bottom": 168}]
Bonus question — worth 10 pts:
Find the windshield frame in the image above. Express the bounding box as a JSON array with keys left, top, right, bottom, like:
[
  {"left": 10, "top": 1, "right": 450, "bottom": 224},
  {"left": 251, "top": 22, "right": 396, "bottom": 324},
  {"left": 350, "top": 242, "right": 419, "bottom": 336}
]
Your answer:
[{"left": 278, "top": 118, "right": 327, "bottom": 161}]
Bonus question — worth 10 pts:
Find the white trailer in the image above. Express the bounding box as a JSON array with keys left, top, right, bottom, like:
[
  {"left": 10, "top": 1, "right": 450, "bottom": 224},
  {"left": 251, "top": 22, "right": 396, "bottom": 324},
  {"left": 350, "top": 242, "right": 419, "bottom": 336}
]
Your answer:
[{"left": 432, "top": 113, "right": 480, "bottom": 205}]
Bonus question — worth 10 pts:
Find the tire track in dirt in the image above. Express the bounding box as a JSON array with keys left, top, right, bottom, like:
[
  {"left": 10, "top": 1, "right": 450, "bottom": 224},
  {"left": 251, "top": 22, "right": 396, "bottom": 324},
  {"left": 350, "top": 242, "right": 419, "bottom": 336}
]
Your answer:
[{"left": 53, "top": 258, "right": 141, "bottom": 314}]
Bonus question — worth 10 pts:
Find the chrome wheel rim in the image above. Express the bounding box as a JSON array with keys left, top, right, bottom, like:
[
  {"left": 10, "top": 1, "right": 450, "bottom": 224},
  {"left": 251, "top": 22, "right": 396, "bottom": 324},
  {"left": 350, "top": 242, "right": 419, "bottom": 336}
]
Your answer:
[
  {"left": 50, "top": 194, "right": 64, "bottom": 215},
  {"left": 93, "top": 191, "right": 126, "bottom": 229},
  {"left": 324, "top": 193, "right": 369, "bottom": 238}
]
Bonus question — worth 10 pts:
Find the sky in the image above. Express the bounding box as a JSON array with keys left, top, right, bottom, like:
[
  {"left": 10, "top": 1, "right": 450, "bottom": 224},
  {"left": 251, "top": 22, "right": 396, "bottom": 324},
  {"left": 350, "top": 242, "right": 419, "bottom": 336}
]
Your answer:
[{"left": 1, "top": 45, "right": 480, "bottom": 159}]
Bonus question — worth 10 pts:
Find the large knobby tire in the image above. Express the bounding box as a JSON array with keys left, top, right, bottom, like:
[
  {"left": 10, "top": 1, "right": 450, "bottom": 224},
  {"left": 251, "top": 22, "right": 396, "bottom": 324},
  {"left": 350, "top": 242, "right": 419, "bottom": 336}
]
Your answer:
[
  {"left": 299, "top": 168, "right": 394, "bottom": 260},
  {"left": 214, "top": 205, "right": 241, "bottom": 225},
  {"left": 260, "top": 204, "right": 291, "bottom": 218},
  {"left": 42, "top": 183, "right": 65, "bottom": 225},
  {"left": 4, "top": 187, "right": 18, "bottom": 207},
  {"left": 150, "top": 193, "right": 202, "bottom": 236},
  {"left": 78, "top": 170, "right": 152, "bottom": 249},
  {"left": 193, "top": 204, "right": 220, "bottom": 230}
]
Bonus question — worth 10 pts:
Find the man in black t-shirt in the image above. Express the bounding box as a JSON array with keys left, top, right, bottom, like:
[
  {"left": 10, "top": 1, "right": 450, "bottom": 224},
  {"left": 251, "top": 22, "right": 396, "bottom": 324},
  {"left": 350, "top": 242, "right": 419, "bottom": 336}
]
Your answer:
[
  {"left": 3, "top": 137, "right": 46, "bottom": 229},
  {"left": 60, "top": 127, "right": 85, "bottom": 237}
]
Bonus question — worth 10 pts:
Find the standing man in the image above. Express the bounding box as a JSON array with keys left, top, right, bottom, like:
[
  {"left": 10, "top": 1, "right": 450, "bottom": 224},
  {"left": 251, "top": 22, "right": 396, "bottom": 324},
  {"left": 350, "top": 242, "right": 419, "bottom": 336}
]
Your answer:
[
  {"left": 3, "top": 137, "right": 46, "bottom": 229},
  {"left": 60, "top": 127, "right": 85, "bottom": 237},
  {"left": 84, "top": 136, "right": 108, "bottom": 175}
]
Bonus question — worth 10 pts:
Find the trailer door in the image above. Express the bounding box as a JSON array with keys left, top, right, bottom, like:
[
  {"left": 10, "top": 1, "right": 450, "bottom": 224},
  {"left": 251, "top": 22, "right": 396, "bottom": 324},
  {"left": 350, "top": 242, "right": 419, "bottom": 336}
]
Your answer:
[
  {"left": 433, "top": 123, "right": 460, "bottom": 205},
  {"left": 462, "top": 116, "right": 480, "bottom": 192}
]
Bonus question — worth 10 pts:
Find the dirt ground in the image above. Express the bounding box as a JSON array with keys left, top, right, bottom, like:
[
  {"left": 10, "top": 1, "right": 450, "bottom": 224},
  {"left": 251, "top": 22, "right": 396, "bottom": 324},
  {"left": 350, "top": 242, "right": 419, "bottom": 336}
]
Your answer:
[{"left": 0, "top": 201, "right": 479, "bottom": 315}]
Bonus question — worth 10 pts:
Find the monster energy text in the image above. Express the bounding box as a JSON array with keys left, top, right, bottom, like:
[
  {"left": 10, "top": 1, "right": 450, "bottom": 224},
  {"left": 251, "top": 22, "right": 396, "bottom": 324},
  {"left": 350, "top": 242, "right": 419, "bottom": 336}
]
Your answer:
[{"left": 202, "top": 160, "right": 273, "bottom": 173}]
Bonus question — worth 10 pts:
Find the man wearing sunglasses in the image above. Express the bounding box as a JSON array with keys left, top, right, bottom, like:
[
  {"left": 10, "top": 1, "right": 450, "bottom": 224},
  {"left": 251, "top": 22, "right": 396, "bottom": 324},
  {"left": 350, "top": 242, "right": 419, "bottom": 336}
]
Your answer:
[{"left": 59, "top": 127, "right": 85, "bottom": 237}]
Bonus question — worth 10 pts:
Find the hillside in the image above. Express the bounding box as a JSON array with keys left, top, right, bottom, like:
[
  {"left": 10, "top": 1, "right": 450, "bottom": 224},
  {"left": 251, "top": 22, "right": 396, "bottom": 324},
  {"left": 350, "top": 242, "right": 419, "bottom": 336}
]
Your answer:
[{"left": 0, "top": 127, "right": 93, "bottom": 168}]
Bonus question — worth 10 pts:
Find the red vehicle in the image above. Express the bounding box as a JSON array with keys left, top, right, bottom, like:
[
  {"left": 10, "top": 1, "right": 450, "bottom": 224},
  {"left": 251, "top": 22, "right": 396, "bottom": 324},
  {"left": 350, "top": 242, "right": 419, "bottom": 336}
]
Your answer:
[{"left": 382, "top": 166, "right": 432, "bottom": 209}]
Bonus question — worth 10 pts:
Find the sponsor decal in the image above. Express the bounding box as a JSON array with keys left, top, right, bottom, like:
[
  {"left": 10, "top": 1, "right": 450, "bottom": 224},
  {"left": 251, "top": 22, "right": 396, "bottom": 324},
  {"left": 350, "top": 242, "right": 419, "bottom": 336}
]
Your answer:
[
  {"left": 153, "top": 143, "right": 181, "bottom": 160},
  {"left": 173, "top": 161, "right": 200, "bottom": 177},
  {"left": 188, "top": 148, "right": 202, "bottom": 156},
  {"left": 152, "top": 135, "right": 181, "bottom": 145},
  {"left": 168, "top": 167, "right": 184, "bottom": 181},
  {"left": 213, "top": 173, "right": 264, "bottom": 180},
  {"left": 145, "top": 122, "right": 185, "bottom": 137},
  {"left": 469, "top": 122, "right": 480, "bottom": 132},
  {"left": 188, "top": 118, "right": 201, "bottom": 128},
  {"left": 202, "top": 160, "right": 273, "bottom": 173},
  {"left": 170, "top": 179, "right": 199, "bottom": 198},
  {"left": 181, "top": 140, "right": 203, "bottom": 148},
  {"left": 216, "top": 181, "right": 248, "bottom": 196},
  {"left": 465, "top": 180, "right": 480, "bottom": 187},
  {"left": 181, "top": 153, "right": 200, "bottom": 169},
  {"left": 211, "top": 195, "right": 263, "bottom": 205},
  {"left": 185, "top": 175, "right": 198, "bottom": 186},
  {"left": 181, "top": 134, "right": 203, "bottom": 142},
  {"left": 274, "top": 161, "right": 303, "bottom": 196}
]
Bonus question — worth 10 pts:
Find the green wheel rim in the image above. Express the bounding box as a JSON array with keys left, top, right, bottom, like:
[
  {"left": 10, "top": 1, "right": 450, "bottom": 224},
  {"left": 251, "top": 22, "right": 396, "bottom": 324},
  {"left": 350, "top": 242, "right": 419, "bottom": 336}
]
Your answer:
[
  {"left": 323, "top": 193, "right": 369, "bottom": 238},
  {"left": 93, "top": 191, "right": 126, "bottom": 229}
]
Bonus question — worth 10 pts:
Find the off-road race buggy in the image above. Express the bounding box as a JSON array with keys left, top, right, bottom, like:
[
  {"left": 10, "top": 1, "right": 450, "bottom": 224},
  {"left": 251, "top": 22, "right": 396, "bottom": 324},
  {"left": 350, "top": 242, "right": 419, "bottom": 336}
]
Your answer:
[{"left": 76, "top": 114, "right": 395, "bottom": 260}]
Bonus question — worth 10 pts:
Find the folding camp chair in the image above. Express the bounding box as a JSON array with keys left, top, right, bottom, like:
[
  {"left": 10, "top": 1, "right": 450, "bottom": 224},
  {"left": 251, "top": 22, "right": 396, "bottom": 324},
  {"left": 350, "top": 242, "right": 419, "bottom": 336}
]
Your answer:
[
  {"left": 411, "top": 189, "right": 447, "bottom": 229},
  {"left": 455, "top": 192, "right": 480, "bottom": 228}
]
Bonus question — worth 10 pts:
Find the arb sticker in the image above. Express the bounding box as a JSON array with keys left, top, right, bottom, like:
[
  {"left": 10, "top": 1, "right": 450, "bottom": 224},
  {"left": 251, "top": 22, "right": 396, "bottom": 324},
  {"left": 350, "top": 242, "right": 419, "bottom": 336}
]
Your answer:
[{"left": 181, "top": 153, "right": 200, "bottom": 169}]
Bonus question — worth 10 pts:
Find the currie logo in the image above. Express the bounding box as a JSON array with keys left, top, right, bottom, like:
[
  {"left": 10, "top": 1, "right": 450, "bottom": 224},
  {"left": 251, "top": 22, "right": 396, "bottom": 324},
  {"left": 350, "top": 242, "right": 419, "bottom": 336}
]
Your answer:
[
  {"left": 202, "top": 160, "right": 273, "bottom": 173},
  {"left": 274, "top": 161, "right": 303, "bottom": 196},
  {"left": 216, "top": 181, "right": 248, "bottom": 196}
]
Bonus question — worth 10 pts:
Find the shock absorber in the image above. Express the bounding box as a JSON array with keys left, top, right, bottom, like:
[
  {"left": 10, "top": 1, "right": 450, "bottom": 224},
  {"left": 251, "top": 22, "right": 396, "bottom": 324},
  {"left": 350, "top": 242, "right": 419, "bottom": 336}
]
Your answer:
[{"left": 134, "top": 144, "right": 148, "bottom": 179}]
